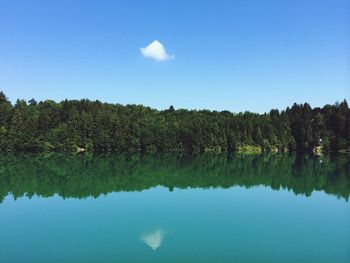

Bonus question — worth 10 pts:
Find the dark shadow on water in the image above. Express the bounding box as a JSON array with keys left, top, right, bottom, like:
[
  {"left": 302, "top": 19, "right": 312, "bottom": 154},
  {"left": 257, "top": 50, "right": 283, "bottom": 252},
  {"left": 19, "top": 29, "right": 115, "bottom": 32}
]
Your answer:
[{"left": 0, "top": 153, "right": 349, "bottom": 202}]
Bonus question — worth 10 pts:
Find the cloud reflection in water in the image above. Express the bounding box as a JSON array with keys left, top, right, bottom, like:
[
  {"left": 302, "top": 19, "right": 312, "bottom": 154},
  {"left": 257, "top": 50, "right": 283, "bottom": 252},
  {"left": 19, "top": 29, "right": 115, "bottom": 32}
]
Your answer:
[{"left": 140, "top": 229, "right": 166, "bottom": 250}]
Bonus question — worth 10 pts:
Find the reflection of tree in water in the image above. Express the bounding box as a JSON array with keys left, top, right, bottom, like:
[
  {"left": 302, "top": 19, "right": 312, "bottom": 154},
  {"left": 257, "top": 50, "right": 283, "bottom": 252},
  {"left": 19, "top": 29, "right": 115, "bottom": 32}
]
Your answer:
[{"left": 0, "top": 153, "right": 349, "bottom": 203}]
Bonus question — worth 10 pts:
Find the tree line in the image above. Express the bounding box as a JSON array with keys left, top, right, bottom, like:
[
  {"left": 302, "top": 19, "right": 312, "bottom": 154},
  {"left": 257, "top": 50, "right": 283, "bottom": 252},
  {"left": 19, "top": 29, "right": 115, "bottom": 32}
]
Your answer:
[{"left": 0, "top": 91, "right": 349, "bottom": 153}]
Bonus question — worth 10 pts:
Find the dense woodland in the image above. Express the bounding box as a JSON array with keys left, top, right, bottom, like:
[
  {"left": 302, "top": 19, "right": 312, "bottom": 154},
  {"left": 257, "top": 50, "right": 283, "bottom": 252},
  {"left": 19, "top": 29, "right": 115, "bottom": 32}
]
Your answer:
[{"left": 0, "top": 91, "right": 349, "bottom": 153}]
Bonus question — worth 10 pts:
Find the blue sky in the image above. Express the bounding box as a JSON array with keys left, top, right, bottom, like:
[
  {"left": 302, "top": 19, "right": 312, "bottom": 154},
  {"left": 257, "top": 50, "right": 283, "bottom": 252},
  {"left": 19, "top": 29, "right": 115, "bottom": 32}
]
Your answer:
[{"left": 0, "top": 0, "right": 349, "bottom": 113}]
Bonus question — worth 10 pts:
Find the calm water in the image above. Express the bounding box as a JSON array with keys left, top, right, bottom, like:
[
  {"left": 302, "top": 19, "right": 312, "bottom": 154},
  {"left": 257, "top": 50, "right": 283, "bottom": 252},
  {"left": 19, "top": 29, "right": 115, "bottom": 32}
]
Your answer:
[{"left": 0, "top": 154, "right": 349, "bottom": 263}]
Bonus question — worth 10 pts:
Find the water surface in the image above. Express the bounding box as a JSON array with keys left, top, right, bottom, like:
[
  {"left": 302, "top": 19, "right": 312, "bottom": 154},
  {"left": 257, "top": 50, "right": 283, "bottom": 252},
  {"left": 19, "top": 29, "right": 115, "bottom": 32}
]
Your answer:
[{"left": 0, "top": 154, "right": 349, "bottom": 263}]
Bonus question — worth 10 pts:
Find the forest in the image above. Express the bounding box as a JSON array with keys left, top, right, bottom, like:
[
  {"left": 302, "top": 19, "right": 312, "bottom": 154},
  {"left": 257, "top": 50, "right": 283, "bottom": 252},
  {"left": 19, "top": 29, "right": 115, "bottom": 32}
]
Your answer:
[{"left": 0, "top": 91, "right": 349, "bottom": 153}]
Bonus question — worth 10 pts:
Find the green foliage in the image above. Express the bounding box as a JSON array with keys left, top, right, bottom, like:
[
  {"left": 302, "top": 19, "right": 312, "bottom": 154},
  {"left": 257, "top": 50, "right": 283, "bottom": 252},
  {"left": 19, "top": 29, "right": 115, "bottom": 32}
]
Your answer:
[{"left": 0, "top": 91, "right": 349, "bottom": 153}]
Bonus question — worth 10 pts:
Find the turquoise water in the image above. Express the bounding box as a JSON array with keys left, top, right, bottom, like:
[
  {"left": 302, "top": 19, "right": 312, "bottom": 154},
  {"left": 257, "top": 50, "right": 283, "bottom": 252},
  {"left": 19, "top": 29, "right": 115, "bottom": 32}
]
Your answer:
[{"left": 0, "top": 154, "right": 349, "bottom": 262}]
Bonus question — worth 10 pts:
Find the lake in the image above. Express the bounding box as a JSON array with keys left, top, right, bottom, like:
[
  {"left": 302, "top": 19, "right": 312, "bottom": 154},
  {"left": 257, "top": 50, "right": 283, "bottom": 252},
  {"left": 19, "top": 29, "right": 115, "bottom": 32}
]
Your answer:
[{"left": 0, "top": 154, "right": 349, "bottom": 263}]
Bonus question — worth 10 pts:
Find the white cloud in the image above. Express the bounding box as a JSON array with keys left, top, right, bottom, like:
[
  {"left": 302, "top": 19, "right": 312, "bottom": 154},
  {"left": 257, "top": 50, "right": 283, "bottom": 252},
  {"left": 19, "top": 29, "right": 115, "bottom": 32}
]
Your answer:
[
  {"left": 140, "top": 229, "right": 166, "bottom": 250},
  {"left": 140, "top": 40, "right": 174, "bottom": 62}
]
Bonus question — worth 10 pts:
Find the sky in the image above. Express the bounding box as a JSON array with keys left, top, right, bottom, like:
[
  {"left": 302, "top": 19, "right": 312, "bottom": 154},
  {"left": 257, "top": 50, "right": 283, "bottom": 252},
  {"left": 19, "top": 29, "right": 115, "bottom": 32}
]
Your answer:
[{"left": 0, "top": 0, "right": 349, "bottom": 113}]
